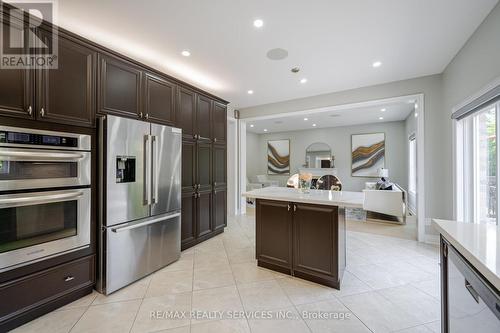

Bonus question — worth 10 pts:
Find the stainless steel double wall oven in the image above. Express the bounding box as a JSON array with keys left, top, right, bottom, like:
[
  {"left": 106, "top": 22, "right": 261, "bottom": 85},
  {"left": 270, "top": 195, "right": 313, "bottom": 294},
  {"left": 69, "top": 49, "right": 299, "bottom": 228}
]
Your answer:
[{"left": 0, "top": 126, "right": 91, "bottom": 272}]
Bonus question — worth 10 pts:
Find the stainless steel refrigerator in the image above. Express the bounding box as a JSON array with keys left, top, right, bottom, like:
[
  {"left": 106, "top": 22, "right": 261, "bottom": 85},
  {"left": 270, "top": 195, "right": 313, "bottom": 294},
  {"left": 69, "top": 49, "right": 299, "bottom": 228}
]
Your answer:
[{"left": 97, "top": 115, "right": 181, "bottom": 294}]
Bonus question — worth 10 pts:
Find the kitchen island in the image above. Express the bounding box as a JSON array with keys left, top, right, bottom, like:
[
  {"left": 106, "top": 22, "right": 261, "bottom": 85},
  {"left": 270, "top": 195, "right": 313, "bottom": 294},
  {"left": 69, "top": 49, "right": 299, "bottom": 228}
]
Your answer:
[{"left": 243, "top": 187, "right": 364, "bottom": 289}]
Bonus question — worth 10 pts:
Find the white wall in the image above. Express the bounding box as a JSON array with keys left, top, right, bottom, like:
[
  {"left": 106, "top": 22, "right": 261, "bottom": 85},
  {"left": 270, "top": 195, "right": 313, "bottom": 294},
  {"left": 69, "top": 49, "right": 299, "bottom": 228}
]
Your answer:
[{"left": 247, "top": 121, "right": 408, "bottom": 192}]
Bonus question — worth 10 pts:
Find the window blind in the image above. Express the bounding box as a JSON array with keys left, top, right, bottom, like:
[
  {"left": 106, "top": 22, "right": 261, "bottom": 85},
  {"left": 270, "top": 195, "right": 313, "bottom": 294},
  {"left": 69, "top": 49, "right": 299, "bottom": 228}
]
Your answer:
[{"left": 451, "top": 84, "right": 500, "bottom": 120}]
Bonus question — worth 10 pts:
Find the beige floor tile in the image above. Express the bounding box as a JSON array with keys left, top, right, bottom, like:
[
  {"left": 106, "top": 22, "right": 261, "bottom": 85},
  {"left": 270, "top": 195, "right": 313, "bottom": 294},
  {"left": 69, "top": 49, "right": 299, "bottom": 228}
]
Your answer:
[
  {"left": 146, "top": 269, "right": 193, "bottom": 297},
  {"left": 237, "top": 279, "right": 292, "bottom": 311},
  {"left": 12, "top": 308, "right": 86, "bottom": 333},
  {"left": 277, "top": 277, "right": 335, "bottom": 305},
  {"left": 92, "top": 277, "right": 150, "bottom": 305},
  {"left": 193, "top": 264, "right": 235, "bottom": 290},
  {"left": 153, "top": 326, "right": 190, "bottom": 333},
  {"left": 131, "top": 293, "right": 191, "bottom": 332},
  {"left": 297, "top": 298, "right": 370, "bottom": 333},
  {"left": 194, "top": 252, "right": 229, "bottom": 270},
  {"left": 57, "top": 290, "right": 98, "bottom": 311},
  {"left": 230, "top": 262, "right": 275, "bottom": 284},
  {"left": 332, "top": 271, "right": 372, "bottom": 297},
  {"left": 71, "top": 300, "right": 141, "bottom": 333},
  {"left": 227, "top": 246, "right": 256, "bottom": 264},
  {"left": 191, "top": 285, "right": 244, "bottom": 324},
  {"left": 247, "top": 307, "right": 310, "bottom": 333},
  {"left": 395, "top": 325, "right": 434, "bottom": 333},
  {"left": 191, "top": 319, "right": 251, "bottom": 333},
  {"left": 161, "top": 253, "right": 194, "bottom": 272}
]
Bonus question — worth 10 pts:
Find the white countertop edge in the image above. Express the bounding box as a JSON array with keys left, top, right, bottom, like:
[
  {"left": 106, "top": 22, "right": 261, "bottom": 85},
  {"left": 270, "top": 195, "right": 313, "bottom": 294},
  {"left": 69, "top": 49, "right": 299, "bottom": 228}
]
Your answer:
[{"left": 432, "top": 219, "right": 500, "bottom": 291}]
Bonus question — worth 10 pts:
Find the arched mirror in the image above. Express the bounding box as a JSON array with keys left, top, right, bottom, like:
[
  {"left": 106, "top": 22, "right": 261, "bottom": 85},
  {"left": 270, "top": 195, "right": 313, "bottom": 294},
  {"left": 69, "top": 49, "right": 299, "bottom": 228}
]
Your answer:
[{"left": 305, "top": 142, "right": 333, "bottom": 168}]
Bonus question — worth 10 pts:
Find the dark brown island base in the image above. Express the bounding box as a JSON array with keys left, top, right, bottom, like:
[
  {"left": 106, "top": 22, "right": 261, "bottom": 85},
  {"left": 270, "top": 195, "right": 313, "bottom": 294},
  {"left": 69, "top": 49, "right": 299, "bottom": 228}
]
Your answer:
[{"left": 244, "top": 187, "right": 365, "bottom": 289}]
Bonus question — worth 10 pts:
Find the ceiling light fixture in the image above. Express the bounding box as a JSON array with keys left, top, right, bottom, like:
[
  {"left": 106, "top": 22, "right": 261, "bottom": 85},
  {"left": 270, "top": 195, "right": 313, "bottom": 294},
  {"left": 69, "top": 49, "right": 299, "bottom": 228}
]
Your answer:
[
  {"left": 380, "top": 108, "right": 386, "bottom": 112},
  {"left": 263, "top": 129, "right": 268, "bottom": 132},
  {"left": 379, "top": 117, "right": 384, "bottom": 120},
  {"left": 253, "top": 19, "right": 264, "bottom": 28},
  {"left": 181, "top": 50, "right": 191, "bottom": 57},
  {"left": 300, "top": 78, "right": 308, "bottom": 84},
  {"left": 250, "top": 124, "right": 254, "bottom": 128},
  {"left": 312, "top": 124, "right": 317, "bottom": 127},
  {"left": 303, "top": 117, "right": 308, "bottom": 121},
  {"left": 247, "top": 90, "right": 254, "bottom": 95},
  {"left": 372, "top": 61, "right": 382, "bottom": 68},
  {"left": 415, "top": 103, "right": 419, "bottom": 109},
  {"left": 415, "top": 113, "right": 418, "bottom": 118}
]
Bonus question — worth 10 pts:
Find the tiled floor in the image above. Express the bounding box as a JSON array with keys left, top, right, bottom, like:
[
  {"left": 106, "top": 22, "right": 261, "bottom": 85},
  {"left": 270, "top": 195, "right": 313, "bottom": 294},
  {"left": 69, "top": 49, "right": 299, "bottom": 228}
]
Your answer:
[{"left": 12, "top": 214, "right": 441, "bottom": 333}]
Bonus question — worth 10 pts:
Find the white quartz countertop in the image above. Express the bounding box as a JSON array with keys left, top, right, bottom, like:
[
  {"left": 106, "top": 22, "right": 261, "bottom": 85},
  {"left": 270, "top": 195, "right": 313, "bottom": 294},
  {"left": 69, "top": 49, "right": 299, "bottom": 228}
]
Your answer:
[
  {"left": 243, "top": 187, "right": 364, "bottom": 208},
  {"left": 433, "top": 219, "right": 500, "bottom": 290}
]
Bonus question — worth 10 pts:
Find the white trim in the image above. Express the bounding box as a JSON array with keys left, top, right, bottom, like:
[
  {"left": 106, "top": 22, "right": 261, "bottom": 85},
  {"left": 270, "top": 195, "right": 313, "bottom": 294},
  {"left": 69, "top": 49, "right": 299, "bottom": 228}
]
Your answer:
[
  {"left": 416, "top": 94, "right": 426, "bottom": 242},
  {"left": 227, "top": 117, "right": 238, "bottom": 216}
]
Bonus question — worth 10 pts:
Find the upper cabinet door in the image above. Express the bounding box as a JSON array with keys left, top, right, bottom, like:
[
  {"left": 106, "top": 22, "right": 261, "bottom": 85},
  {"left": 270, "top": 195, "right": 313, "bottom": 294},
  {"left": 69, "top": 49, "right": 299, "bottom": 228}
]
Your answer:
[
  {"left": 37, "top": 32, "right": 96, "bottom": 127},
  {"left": 0, "top": 20, "right": 33, "bottom": 120},
  {"left": 144, "top": 73, "right": 176, "bottom": 125},
  {"left": 177, "top": 87, "right": 196, "bottom": 139},
  {"left": 213, "top": 145, "right": 226, "bottom": 189},
  {"left": 99, "top": 54, "right": 142, "bottom": 119},
  {"left": 196, "top": 94, "right": 212, "bottom": 141},
  {"left": 212, "top": 102, "right": 227, "bottom": 144}
]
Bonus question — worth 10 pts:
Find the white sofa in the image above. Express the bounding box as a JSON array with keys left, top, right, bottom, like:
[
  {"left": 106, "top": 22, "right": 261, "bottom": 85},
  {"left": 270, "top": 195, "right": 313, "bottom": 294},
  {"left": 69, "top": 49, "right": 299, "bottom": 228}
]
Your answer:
[{"left": 362, "top": 184, "right": 407, "bottom": 223}]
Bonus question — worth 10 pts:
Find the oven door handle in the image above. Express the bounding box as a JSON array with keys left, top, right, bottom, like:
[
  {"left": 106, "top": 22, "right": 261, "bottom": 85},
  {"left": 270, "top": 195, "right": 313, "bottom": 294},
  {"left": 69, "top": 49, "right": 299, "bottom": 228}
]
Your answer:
[
  {"left": 0, "top": 149, "right": 85, "bottom": 162},
  {"left": 111, "top": 212, "right": 180, "bottom": 233},
  {"left": 0, "top": 191, "right": 84, "bottom": 208}
]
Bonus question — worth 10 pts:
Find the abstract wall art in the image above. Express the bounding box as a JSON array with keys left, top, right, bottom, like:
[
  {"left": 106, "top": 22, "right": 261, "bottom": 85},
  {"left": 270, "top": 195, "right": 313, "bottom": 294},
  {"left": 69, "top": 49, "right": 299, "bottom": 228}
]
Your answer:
[
  {"left": 267, "top": 139, "right": 290, "bottom": 175},
  {"left": 351, "top": 133, "right": 385, "bottom": 177}
]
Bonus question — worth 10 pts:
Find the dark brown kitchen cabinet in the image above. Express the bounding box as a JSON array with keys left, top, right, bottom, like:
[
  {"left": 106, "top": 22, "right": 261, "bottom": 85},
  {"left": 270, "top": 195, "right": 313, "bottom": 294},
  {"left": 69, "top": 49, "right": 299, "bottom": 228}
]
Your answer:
[
  {"left": 144, "top": 73, "right": 176, "bottom": 125},
  {"left": 213, "top": 145, "right": 226, "bottom": 189},
  {"left": 197, "top": 142, "right": 212, "bottom": 192},
  {"left": 177, "top": 87, "right": 196, "bottom": 139},
  {"left": 196, "top": 94, "right": 212, "bottom": 141},
  {"left": 181, "top": 192, "right": 196, "bottom": 246},
  {"left": 36, "top": 31, "right": 96, "bottom": 127},
  {"left": 256, "top": 200, "right": 293, "bottom": 272},
  {"left": 181, "top": 139, "right": 196, "bottom": 192},
  {"left": 99, "top": 54, "right": 142, "bottom": 119},
  {"left": 197, "top": 191, "right": 212, "bottom": 237},
  {"left": 0, "top": 19, "right": 33, "bottom": 120},
  {"left": 213, "top": 102, "right": 227, "bottom": 144},
  {"left": 213, "top": 189, "right": 227, "bottom": 232},
  {"left": 256, "top": 199, "right": 345, "bottom": 288}
]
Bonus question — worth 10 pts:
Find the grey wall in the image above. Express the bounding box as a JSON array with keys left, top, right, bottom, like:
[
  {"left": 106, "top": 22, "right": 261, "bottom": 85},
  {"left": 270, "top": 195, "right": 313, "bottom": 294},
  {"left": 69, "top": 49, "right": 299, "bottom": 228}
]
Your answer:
[
  {"left": 247, "top": 121, "right": 408, "bottom": 192},
  {"left": 246, "top": 131, "right": 261, "bottom": 181}
]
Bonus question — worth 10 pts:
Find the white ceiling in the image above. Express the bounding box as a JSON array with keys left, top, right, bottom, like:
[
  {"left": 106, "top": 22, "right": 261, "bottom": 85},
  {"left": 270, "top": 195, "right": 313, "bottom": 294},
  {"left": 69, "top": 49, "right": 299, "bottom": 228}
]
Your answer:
[
  {"left": 54, "top": 0, "right": 498, "bottom": 108},
  {"left": 246, "top": 100, "right": 415, "bottom": 134}
]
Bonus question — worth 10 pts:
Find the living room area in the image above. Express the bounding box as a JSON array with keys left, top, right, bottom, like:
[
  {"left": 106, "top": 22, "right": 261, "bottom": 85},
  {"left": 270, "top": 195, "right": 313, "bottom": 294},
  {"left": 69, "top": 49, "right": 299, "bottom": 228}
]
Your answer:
[{"left": 242, "top": 95, "right": 423, "bottom": 241}]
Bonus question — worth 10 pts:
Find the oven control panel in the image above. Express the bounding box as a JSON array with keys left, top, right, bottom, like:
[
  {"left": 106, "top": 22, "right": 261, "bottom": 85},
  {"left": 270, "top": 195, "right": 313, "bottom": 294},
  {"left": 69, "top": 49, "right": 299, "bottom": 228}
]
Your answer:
[{"left": 0, "top": 131, "right": 78, "bottom": 148}]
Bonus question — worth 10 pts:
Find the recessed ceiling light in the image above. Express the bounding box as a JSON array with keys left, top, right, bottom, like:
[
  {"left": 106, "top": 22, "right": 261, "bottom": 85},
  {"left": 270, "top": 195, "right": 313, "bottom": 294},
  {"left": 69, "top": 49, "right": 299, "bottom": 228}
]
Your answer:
[
  {"left": 181, "top": 50, "right": 191, "bottom": 57},
  {"left": 415, "top": 112, "right": 418, "bottom": 118},
  {"left": 312, "top": 124, "right": 317, "bottom": 127},
  {"left": 414, "top": 103, "right": 419, "bottom": 109},
  {"left": 250, "top": 124, "right": 254, "bottom": 128},
  {"left": 247, "top": 90, "right": 254, "bottom": 95},
  {"left": 300, "top": 78, "right": 308, "bottom": 84},
  {"left": 380, "top": 108, "right": 386, "bottom": 112},
  {"left": 372, "top": 61, "right": 382, "bottom": 68},
  {"left": 253, "top": 19, "right": 264, "bottom": 28},
  {"left": 303, "top": 117, "right": 308, "bottom": 121},
  {"left": 263, "top": 129, "right": 268, "bottom": 132},
  {"left": 379, "top": 117, "right": 384, "bottom": 120}
]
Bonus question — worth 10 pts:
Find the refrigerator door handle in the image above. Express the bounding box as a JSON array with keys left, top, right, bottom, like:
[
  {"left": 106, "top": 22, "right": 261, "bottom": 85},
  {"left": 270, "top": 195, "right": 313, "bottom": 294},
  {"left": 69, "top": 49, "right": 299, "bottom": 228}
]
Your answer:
[
  {"left": 152, "top": 135, "right": 159, "bottom": 204},
  {"left": 111, "top": 212, "right": 180, "bottom": 233},
  {"left": 144, "top": 134, "right": 152, "bottom": 205}
]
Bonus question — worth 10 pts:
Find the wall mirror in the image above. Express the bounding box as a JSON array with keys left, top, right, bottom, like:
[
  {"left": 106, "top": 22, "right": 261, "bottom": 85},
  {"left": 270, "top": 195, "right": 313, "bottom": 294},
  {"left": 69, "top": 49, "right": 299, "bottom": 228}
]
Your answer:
[{"left": 305, "top": 142, "right": 333, "bottom": 168}]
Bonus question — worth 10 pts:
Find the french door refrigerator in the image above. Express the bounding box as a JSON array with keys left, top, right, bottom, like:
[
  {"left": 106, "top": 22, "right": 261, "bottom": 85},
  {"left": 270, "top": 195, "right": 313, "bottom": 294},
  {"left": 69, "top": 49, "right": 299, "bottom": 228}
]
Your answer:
[{"left": 97, "top": 115, "right": 181, "bottom": 294}]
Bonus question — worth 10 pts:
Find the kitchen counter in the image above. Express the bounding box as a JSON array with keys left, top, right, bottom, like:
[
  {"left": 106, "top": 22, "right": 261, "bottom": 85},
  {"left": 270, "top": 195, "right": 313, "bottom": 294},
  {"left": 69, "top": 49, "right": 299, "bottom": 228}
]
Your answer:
[
  {"left": 433, "top": 219, "right": 500, "bottom": 290},
  {"left": 243, "top": 187, "right": 364, "bottom": 208}
]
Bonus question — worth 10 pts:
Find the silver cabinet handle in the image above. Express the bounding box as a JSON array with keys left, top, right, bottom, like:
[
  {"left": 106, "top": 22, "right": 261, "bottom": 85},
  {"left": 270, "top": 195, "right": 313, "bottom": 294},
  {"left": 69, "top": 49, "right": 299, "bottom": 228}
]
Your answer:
[
  {"left": 144, "top": 134, "right": 152, "bottom": 205},
  {"left": 64, "top": 276, "right": 75, "bottom": 282},
  {"left": 40, "top": 108, "right": 45, "bottom": 117},
  {"left": 139, "top": 112, "right": 143, "bottom": 118},
  {"left": 288, "top": 204, "right": 291, "bottom": 211},
  {"left": 0, "top": 190, "right": 84, "bottom": 208},
  {"left": 293, "top": 204, "right": 297, "bottom": 212},
  {"left": 111, "top": 212, "right": 180, "bottom": 233},
  {"left": 214, "top": 138, "right": 217, "bottom": 143},
  {"left": 145, "top": 113, "right": 149, "bottom": 120},
  {"left": 151, "top": 135, "right": 158, "bottom": 204},
  {"left": 27, "top": 105, "right": 32, "bottom": 116},
  {"left": 0, "top": 149, "right": 85, "bottom": 162}
]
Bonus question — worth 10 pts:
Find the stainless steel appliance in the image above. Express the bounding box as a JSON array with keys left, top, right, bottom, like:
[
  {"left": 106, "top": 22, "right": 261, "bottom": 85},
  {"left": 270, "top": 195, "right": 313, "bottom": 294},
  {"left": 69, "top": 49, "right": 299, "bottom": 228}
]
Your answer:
[
  {"left": 0, "top": 126, "right": 91, "bottom": 272},
  {"left": 97, "top": 115, "right": 181, "bottom": 294},
  {"left": 444, "top": 242, "right": 500, "bottom": 332}
]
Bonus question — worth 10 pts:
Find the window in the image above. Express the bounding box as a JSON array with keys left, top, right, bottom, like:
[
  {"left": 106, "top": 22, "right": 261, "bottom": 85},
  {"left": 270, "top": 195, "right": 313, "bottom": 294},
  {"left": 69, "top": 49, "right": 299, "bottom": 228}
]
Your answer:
[{"left": 456, "top": 102, "right": 499, "bottom": 225}]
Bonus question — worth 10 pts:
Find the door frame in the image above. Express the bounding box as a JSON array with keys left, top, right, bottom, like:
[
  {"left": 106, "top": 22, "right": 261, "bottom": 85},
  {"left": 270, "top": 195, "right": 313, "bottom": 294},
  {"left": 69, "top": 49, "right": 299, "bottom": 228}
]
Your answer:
[{"left": 237, "top": 94, "right": 427, "bottom": 242}]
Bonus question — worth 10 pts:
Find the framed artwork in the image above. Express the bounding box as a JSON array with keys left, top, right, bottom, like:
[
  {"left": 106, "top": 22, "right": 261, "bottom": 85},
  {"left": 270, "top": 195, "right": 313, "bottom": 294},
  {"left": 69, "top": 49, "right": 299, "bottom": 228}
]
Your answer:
[
  {"left": 351, "top": 133, "right": 385, "bottom": 177},
  {"left": 267, "top": 139, "right": 290, "bottom": 175}
]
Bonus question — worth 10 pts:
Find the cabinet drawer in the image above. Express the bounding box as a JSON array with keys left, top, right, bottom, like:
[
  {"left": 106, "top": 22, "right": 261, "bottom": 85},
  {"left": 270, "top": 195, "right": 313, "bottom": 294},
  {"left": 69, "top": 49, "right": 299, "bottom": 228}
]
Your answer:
[{"left": 0, "top": 255, "right": 95, "bottom": 321}]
